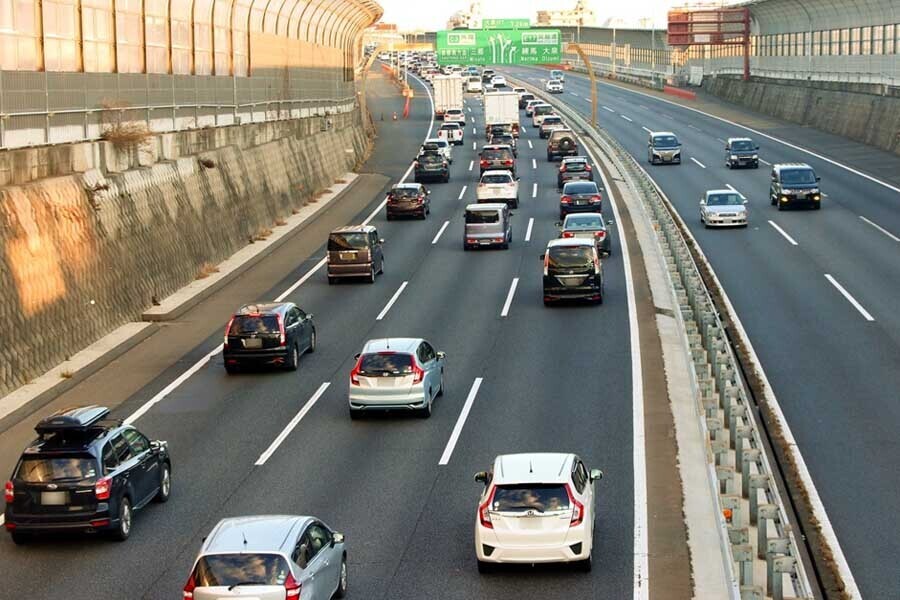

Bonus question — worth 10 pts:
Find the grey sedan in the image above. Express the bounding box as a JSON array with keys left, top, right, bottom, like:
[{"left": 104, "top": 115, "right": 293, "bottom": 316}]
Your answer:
[
  {"left": 557, "top": 212, "right": 612, "bottom": 256},
  {"left": 700, "top": 190, "right": 748, "bottom": 227}
]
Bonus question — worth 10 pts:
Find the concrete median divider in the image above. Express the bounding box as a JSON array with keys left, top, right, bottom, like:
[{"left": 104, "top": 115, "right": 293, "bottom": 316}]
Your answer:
[{"left": 510, "top": 75, "right": 826, "bottom": 599}]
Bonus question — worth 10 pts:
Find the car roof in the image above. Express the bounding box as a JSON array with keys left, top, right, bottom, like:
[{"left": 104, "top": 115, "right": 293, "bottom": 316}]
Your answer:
[
  {"left": 543, "top": 115, "right": 562, "bottom": 121},
  {"left": 424, "top": 138, "right": 447, "bottom": 144},
  {"left": 392, "top": 183, "right": 421, "bottom": 190},
  {"left": 651, "top": 131, "right": 676, "bottom": 137},
  {"left": 361, "top": 338, "right": 422, "bottom": 354},
  {"left": 482, "top": 144, "right": 512, "bottom": 150},
  {"left": 466, "top": 202, "right": 506, "bottom": 211},
  {"left": 546, "top": 237, "right": 594, "bottom": 249},
  {"left": 774, "top": 162, "right": 813, "bottom": 170},
  {"left": 202, "top": 515, "right": 312, "bottom": 554},
  {"left": 331, "top": 225, "right": 376, "bottom": 234},
  {"left": 481, "top": 169, "right": 513, "bottom": 177},
  {"left": 727, "top": 137, "right": 753, "bottom": 143},
  {"left": 565, "top": 212, "right": 604, "bottom": 222},
  {"left": 561, "top": 156, "right": 588, "bottom": 163},
  {"left": 706, "top": 189, "right": 737, "bottom": 196},
  {"left": 440, "top": 122, "right": 460, "bottom": 127},
  {"left": 492, "top": 453, "right": 574, "bottom": 485},
  {"left": 563, "top": 180, "right": 598, "bottom": 190},
  {"left": 549, "top": 128, "right": 574, "bottom": 135},
  {"left": 446, "top": 108, "right": 463, "bottom": 113}
]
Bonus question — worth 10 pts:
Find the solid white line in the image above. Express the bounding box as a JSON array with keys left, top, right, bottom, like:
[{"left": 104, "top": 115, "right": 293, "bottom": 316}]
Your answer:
[
  {"left": 468, "top": 160, "right": 474, "bottom": 171},
  {"left": 376, "top": 281, "right": 408, "bottom": 321},
  {"left": 500, "top": 278, "right": 519, "bottom": 317},
  {"left": 470, "top": 116, "right": 474, "bottom": 122},
  {"left": 532, "top": 182, "right": 538, "bottom": 198},
  {"left": 621, "top": 114, "right": 633, "bottom": 122},
  {"left": 276, "top": 258, "right": 328, "bottom": 301},
  {"left": 431, "top": 220, "right": 450, "bottom": 244},
  {"left": 641, "top": 126, "right": 652, "bottom": 133},
  {"left": 438, "top": 378, "right": 483, "bottom": 465},
  {"left": 602, "top": 105, "right": 615, "bottom": 112},
  {"left": 825, "top": 274, "right": 875, "bottom": 321},
  {"left": 860, "top": 215, "right": 900, "bottom": 242},
  {"left": 527, "top": 139, "right": 533, "bottom": 149},
  {"left": 716, "top": 137, "right": 725, "bottom": 143},
  {"left": 467, "top": 106, "right": 472, "bottom": 113},
  {"left": 759, "top": 158, "right": 772, "bottom": 166},
  {"left": 768, "top": 220, "right": 799, "bottom": 246},
  {"left": 532, "top": 158, "right": 537, "bottom": 169},
  {"left": 690, "top": 157, "right": 706, "bottom": 169},
  {"left": 525, "top": 217, "right": 534, "bottom": 241},
  {"left": 255, "top": 382, "right": 331, "bottom": 465},
  {"left": 458, "top": 185, "right": 467, "bottom": 200}
]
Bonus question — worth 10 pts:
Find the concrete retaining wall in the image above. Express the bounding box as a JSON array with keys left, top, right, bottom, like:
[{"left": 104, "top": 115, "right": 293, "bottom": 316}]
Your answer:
[
  {"left": 704, "top": 75, "right": 900, "bottom": 155},
  {"left": 0, "top": 112, "right": 370, "bottom": 396}
]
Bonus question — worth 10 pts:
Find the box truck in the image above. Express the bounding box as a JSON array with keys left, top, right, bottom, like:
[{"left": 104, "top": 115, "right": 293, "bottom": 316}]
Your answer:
[
  {"left": 483, "top": 91, "right": 520, "bottom": 137},
  {"left": 433, "top": 74, "right": 463, "bottom": 119}
]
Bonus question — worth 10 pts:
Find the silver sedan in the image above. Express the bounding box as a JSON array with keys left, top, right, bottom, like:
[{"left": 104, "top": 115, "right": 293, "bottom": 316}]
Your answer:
[{"left": 700, "top": 189, "right": 748, "bottom": 227}]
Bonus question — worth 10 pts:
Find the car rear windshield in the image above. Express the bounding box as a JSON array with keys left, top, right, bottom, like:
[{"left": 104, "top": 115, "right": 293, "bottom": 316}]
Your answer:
[
  {"left": 468, "top": 77, "right": 480, "bottom": 82},
  {"left": 491, "top": 484, "right": 570, "bottom": 513},
  {"left": 229, "top": 315, "right": 280, "bottom": 335},
  {"left": 482, "top": 173, "right": 512, "bottom": 184},
  {"left": 566, "top": 215, "right": 604, "bottom": 229},
  {"left": 534, "top": 105, "right": 553, "bottom": 115},
  {"left": 564, "top": 160, "right": 587, "bottom": 171},
  {"left": 441, "top": 123, "right": 460, "bottom": 130},
  {"left": 521, "top": 94, "right": 534, "bottom": 101},
  {"left": 564, "top": 182, "right": 599, "bottom": 195},
  {"left": 328, "top": 233, "right": 369, "bottom": 250},
  {"left": 731, "top": 140, "right": 754, "bottom": 151},
  {"left": 193, "top": 554, "right": 290, "bottom": 587},
  {"left": 543, "top": 117, "right": 562, "bottom": 124},
  {"left": 482, "top": 148, "right": 512, "bottom": 160},
  {"left": 359, "top": 352, "right": 414, "bottom": 375},
  {"left": 653, "top": 135, "right": 679, "bottom": 148},
  {"left": 781, "top": 169, "right": 816, "bottom": 185},
  {"left": 391, "top": 187, "right": 420, "bottom": 199},
  {"left": 548, "top": 246, "right": 594, "bottom": 269},
  {"left": 466, "top": 210, "right": 500, "bottom": 224},
  {"left": 16, "top": 456, "right": 98, "bottom": 484}
]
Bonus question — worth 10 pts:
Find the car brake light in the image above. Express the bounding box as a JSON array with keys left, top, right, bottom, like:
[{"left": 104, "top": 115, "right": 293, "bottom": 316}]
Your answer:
[
  {"left": 480, "top": 160, "right": 489, "bottom": 167},
  {"left": 223, "top": 316, "right": 235, "bottom": 349},
  {"left": 562, "top": 231, "right": 575, "bottom": 238},
  {"left": 413, "top": 161, "right": 419, "bottom": 167},
  {"left": 275, "top": 313, "right": 287, "bottom": 346},
  {"left": 4, "top": 480, "right": 13, "bottom": 503},
  {"left": 95, "top": 476, "right": 112, "bottom": 501},
  {"left": 560, "top": 195, "right": 571, "bottom": 204},
  {"left": 284, "top": 572, "right": 301, "bottom": 598},
  {"left": 595, "top": 230, "right": 606, "bottom": 239},
  {"left": 503, "top": 160, "right": 513, "bottom": 166},
  {"left": 560, "top": 164, "right": 567, "bottom": 172},
  {"left": 442, "top": 161, "right": 448, "bottom": 168},
  {"left": 543, "top": 253, "right": 550, "bottom": 277},
  {"left": 479, "top": 486, "right": 496, "bottom": 529},
  {"left": 182, "top": 571, "right": 196, "bottom": 599},
  {"left": 412, "top": 361, "right": 425, "bottom": 384},
  {"left": 566, "top": 483, "right": 585, "bottom": 527},
  {"left": 585, "top": 165, "right": 592, "bottom": 171},
  {"left": 350, "top": 357, "right": 362, "bottom": 386},
  {"left": 592, "top": 194, "right": 602, "bottom": 203}
]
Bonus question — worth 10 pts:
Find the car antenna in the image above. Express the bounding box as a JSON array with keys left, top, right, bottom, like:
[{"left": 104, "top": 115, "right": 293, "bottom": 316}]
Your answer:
[
  {"left": 242, "top": 532, "right": 248, "bottom": 546},
  {"left": 529, "top": 459, "right": 533, "bottom": 474}
]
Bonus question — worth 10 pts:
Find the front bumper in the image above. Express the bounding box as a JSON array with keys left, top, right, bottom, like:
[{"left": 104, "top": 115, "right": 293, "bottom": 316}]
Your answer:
[
  {"left": 652, "top": 152, "right": 681, "bottom": 163},
  {"left": 729, "top": 155, "right": 758, "bottom": 167},
  {"left": 704, "top": 214, "right": 747, "bottom": 227}
]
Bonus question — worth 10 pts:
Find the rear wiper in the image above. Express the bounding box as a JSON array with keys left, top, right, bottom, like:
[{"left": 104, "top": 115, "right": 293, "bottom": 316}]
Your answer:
[{"left": 228, "top": 581, "right": 266, "bottom": 591}]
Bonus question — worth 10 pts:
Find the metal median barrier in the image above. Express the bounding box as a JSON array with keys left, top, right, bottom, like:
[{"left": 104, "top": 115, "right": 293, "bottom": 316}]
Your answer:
[{"left": 511, "top": 76, "right": 816, "bottom": 600}]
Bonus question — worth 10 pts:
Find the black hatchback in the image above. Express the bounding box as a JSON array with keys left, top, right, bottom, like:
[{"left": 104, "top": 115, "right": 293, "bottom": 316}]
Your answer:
[
  {"left": 4, "top": 406, "right": 171, "bottom": 544},
  {"left": 223, "top": 303, "right": 316, "bottom": 373}
]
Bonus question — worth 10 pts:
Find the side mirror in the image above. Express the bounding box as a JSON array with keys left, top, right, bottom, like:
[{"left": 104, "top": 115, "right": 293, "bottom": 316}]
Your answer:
[
  {"left": 539, "top": 253, "right": 545, "bottom": 260},
  {"left": 150, "top": 440, "right": 161, "bottom": 451},
  {"left": 755, "top": 146, "right": 760, "bottom": 151},
  {"left": 353, "top": 353, "right": 361, "bottom": 360},
  {"left": 554, "top": 222, "right": 561, "bottom": 227},
  {"left": 426, "top": 189, "right": 432, "bottom": 195},
  {"left": 307, "top": 313, "right": 314, "bottom": 320},
  {"left": 378, "top": 238, "right": 385, "bottom": 244},
  {"left": 699, "top": 199, "right": 706, "bottom": 206},
  {"left": 437, "top": 351, "right": 446, "bottom": 360},
  {"left": 516, "top": 177, "right": 521, "bottom": 181},
  {"left": 816, "top": 176, "right": 821, "bottom": 182},
  {"left": 606, "top": 219, "right": 615, "bottom": 226},
  {"left": 590, "top": 469, "right": 603, "bottom": 482},
  {"left": 474, "top": 471, "right": 488, "bottom": 483},
  {"left": 742, "top": 199, "right": 748, "bottom": 205},
  {"left": 332, "top": 532, "right": 345, "bottom": 545}
]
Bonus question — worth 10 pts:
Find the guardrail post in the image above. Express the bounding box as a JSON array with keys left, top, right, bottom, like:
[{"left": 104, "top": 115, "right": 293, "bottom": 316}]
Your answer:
[
  {"left": 735, "top": 426, "right": 751, "bottom": 474},
  {"left": 772, "top": 555, "right": 796, "bottom": 600},
  {"left": 728, "top": 402, "right": 747, "bottom": 448},
  {"left": 703, "top": 394, "right": 719, "bottom": 420},
  {"left": 707, "top": 417, "right": 723, "bottom": 443},
  {"left": 741, "top": 448, "right": 761, "bottom": 499},
  {"left": 766, "top": 538, "right": 791, "bottom": 596},
  {"left": 711, "top": 439, "right": 730, "bottom": 466},
  {"left": 757, "top": 504, "right": 779, "bottom": 559},
  {"left": 748, "top": 474, "right": 769, "bottom": 525},
  {"left": 716, "top": 464, "right": 736, "bottom": 495},
  {"left": 722, "top": 495, "right": 742, "bottom": 527},
  {"left": 731, "top": 541, "right": 754, "bottom": 587},
  {"left": 740, "top": 585, "right": 764, "bottom": 600}
]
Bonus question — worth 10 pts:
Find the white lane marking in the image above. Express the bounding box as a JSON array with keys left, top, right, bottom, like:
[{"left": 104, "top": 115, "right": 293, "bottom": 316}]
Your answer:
[
  {"left": 688, "top": 124, "right": 701, "bottom": 131},
  {"left": 528, "top": 139, "right": 533, "bottom": 149},
  {"left": 602, "top": 105, "right": 615, "bottom": 112},
  {"left": 438, "top": 378, "right": 484, "bottom": 465},
  {"left": 532, "top": 182, "right": 538, "bottom": 198},
  {"left": 376, "top": 281, "right": 409, "bottom": 321},
  {"left": 119, "top": 70, "right": 437, "bottom": 430},
  {"left": 639, "top": 104, "right": 650, "bottom": 110},
  {"left": 532, "top": 158, "right": 537, "bottom": 169},
  {"left": 662, "top": 113, "right": 674, "bottom": 120},
  {"left": 860, "top": 215, "right": 900, "bottom": 242},
  {"left": 759, "top": 158, "right": 772, "bottom": 166},
  {"left": 432, "top": 220, "right": 450, "bottom": 244},
  {"left": 255, "top": 383, "right": 331, "bottom": 465},
  {"left": 468, "top": 160, "right": 474, "bottom": 171},
  {"left": 458, "top": 185, "right": 467, "bottom": 200},
  {"left": 825, "top": 274, "right": 875, "bottom": 321},
  {"left": 472, "top": 141, "right": 477, "bottom": 150},
  {"left": 621, "top": 114, "right": 633, "bottom": 122},
  {"left": 470, "top": 116, "right": 474, "bottom": 122},
  {"left": 571, "top": 92, "right": 580, "bottom": 98},
  {"left": 725, "top": 184, "right": 745, "bottom": 198},
  {"left": 768, "top": 220, "right": 799, "bottom": 246},
  {"left": 473, "top": 127, "right": 477, "bottom": 135},
  {"left": 525, "top": 217, "right": 534, "bottom": 242},
  {"left": 467, "top": 106, "right": 472, "bottom": 113},
  {"left": 641, "top": 126, "right": 652, "bottom": 133},
  {"left": 690, "top": 157, "right": 706, "bottom": 169},
  {"left": 716, "top": 137, "right": 725, "bottom": 143},
  {"left": 578, "top": 135, "right": 648, "bottom": 599},
  {"left": 500, "top": 278, "right": 519, "bottom": 318}
]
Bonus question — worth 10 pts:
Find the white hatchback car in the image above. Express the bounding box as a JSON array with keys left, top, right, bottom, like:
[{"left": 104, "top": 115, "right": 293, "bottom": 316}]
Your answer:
[
  {"left": 476, "top": 170, "right": 520, "bottom": 208},
  {"left": 474, "top": 453, "right": 602, "bottom": 572},
  {"left": 438, "top": 122, "right": 464, "bottom": 145},
  {"left": 545, "top": 79, "right": 564, "bottom": 94},
  {"left": 444, "top": 108, "right": 466, "bottom": 125}
]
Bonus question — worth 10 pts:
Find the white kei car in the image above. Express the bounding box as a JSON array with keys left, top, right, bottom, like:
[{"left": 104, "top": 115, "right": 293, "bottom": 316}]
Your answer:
[
  {"left": 474, "top": 453, "right": 602, "bottom": 572},
  {"left": 545, "top": 79, "right": 564, "bottom": 94},
  {"left": 443, "top": 108, "right": 467, "bottom": 125},
  {"left": 476, "top": 170, "right": 520, "bottom": 208}
]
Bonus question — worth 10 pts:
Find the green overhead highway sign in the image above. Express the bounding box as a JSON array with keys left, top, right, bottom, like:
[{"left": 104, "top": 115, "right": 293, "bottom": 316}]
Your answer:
[
  {"left": 436, "top": 29, "right": 561, "bottom": 66},
  {"left": 482, "top": 18, "right": 530, "bottom": 30}
]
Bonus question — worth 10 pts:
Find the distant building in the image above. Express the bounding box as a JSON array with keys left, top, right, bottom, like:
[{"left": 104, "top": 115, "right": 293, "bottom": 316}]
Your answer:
[
  {"left": 536, "top": 0, "right": 597, "bottom": 27},
  {"left": 448, "top": 0, "right": 483, "bottom": 29}
]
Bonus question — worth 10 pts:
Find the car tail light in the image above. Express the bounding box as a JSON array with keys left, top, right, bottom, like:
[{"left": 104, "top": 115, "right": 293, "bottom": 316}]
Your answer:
[
  {"left": 223, "top": 316, "right": 235, "bottom": 349},
  {"left": 182, "top": 571, "right": 196, "bottom": 599},
  {"left": 412, "top": 361, "right": 425, "bottom": 384},
  {"left": 595, "top": 230, "right": 606, "bottom": 239},
  {"left": 560, "top": 195, "right": 571, "bottom": 204},
  {"left": 585, "top": 165, "right": 592, "bottom": 171},
  {"left": 413, "top": 161, "right": 419, "bottom": 168},
  {"left": 543, "top": 253, "right": 550, "bottom": 277},
  {"left": 562, "top": 231, "right": 575, "bottom": 238},
  {"left": 480, "top": 160, "right": 489, "bottom": 167},
  {"left": 479, "top": 486, "right": 496, "bottom": 529},
  {"left": 350, "top": 357, "right": 362, "bottom": 386},
  {"left": 442, "top": 161, "right": 448, "bottom": 168},
  {"left": 591, "top": 194, "right": 602, "bottom": 203},
  {"left": 95, "top": 476, "right": 112, "bottom": 501},
  {"left": 566, "top": 483, "right": 585, "bottom": 527},
  {"left": 559, "top": 164, "right": 567, "bottom": 172},
  {"left": 284, "top": 572, "right": 301, "bottom": 598},
  {"left": 503, "top": 160, "right": 513, "bottom": 166},
  {"left": 276, "top": 313, "right": 287, "bottom": 346},
  {"left": 4, "top": 480, "right": 13, "bottom": 503}
]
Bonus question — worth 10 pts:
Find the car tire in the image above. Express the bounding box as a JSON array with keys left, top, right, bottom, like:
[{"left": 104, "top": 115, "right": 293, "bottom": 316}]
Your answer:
[
  {"left": 547, "top": 153, "right": 552, "bottom": 161},
  {"left": 777, "top": 201, "right": 784, "bottom": 211},
  {"left": 419, "top": 396, "right": 432, "bottom": 418},
  {"left": 335, "top": 556, "right": 349, "bottom": 598},
  {"left": 386, "top": 214, "right": 394, "bottom": 221},
  {"left": 154, "top": 463, "right": 171, "bottom": 503},
  {"left": 726, "top": 161, "right": 732, "bottom": 169},
  {"left": 349, "top": 408, "right": 361, "bottom": 420},
  {"left": 463, "top": 243, "right": 470, "bottom": 251},
  {"left": 10, "top": 532, "right": 29, "bottom": 545},
  {"left": 328, "top": 276, "right": 337, "bottom": 285},
  {"left": 753, "top": 162, "right": 759, "bottom": 169},
  {"left": 814, "top": 203, "right": 821, "bottom": 210},
  {"left": 286, "top": 344, "right": 299, "bottom": 371},
  {"left": 576, "top": 554, "right": 593, "bottom": 572},
  {"left": 368, "top": 268, "right": 376, "bottom": 284},
  {"left": 308, "top": 329, "right": 317, "bottom": 353},
  {"left": 511, "top": 197, "right": 519, "bottom": 209},
  {"left": 225, "top": 362, "right": 239, "bottom": 375},
  {"left": 413, "top": 175, "right": 419, "bottom": 183},
  {"left": 111, "top": 496, "right": 132, "bottom": 542},
  {"left": 437, "top": 371, "right": 445, "bottom": 397},
  {"left": 477, "top": 560, "right": 494, "bottom": 574},
  {"left": 770, "top": 195, "right": 777, "bottom": 206}
]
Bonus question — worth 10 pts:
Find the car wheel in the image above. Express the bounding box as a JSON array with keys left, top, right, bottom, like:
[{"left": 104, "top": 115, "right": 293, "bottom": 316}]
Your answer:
[
  {"left": 770, "top": 195, "right": 777, "bottom": 206},
  {"left": 726, "top": 161, "right": 732, "bottom": 169},
  {"left": 349, "top": 408, "right": 361, "bottom": 420},
  {"left": 308, "top": 329, "right": 317, "bottom": 353},
  {"left": 224, "top": 362, "right": 239, "bottom": 375},
  {"left": 328, "top": 276, "right": 337, "bottom": 285},
  {"left": 335, "top": 556, "right": 348, "bottom": 598},
  {"left": 511, "top": 198, "right": 519, "bottom": 209},
  {"left": 576, "top": 554, "right": 593, "bottom": 572},
  {"left": 10, "top": 532, "right": 29, "bottom": 545},
  {"left": 419, "top": 396, "right": 432, "bottom": 418},
  {"left": 777, "top": 201, "right": 784, "bottom": 211},
  {"left": 286, "top": 344, "right": 299, "bottom": 371},
  {"left": 477, "top": 560, "right": 494, "bottom": 574},
  {"left": 154, "top": 463, "right": 171, "bottom": 503},
  {"left": 413, "top": 175, "right": 419, "bottom": 183},
  {"left": 368, "top": 268, "right": 376, "bottom": 284},
  {"left": 814, "top": 203, "right": 821, "bottom": 210},
  {"left": 386, "top": 214, "right": 394, "bottom": 221},
  {"left": 437, "top": 371, "right": 445, "bottom": 397},
  {"left": 463, "top": 243, "right": 470, "bottom": 251},
  {"left": 112, "top": 496, "right": 132, "bottom": 542}
]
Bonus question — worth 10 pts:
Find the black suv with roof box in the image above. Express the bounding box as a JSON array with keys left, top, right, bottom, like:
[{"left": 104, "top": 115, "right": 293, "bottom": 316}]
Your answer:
[
  {"left": 414, "top": 148, "right": 450, "bottom": 183},
  {"left": 4, "top": 406, "right": 171, "bottom": 544},
  {"left": 223, "top": 302, "right": 317, "bottom": 373}
]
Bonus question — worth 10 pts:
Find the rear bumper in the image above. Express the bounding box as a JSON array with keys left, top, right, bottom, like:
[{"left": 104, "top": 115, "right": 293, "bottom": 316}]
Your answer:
[
  {"left": 224, "top": 348, "right": 290, "bottom": 364},
  {"left": 543, "top": 279, "right": 603, "bottom": 301},
  {"left": 387, "top": 205, "right": 426, "bottom": 217},
  {"left": 560, "top": 203, "right": 602, "bottom": 215},
  {"left": 328, "top": 262, "right": 374, "bottom": 277},
  {"left": 415, "top": 170, "right": 449, "bottom": 181},
  {"left": 6, "top": 507, "right": 118, "bottom": 534},
  {"left": 349, "top": 390, "right": 428, "bottom": 411},
  {"left": 475, "top": 529, "right": 590, "bottom": 563}
]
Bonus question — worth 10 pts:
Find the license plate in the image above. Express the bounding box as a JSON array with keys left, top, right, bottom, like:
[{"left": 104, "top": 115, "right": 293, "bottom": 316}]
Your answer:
[
  {"left": 242, "top": 338, "right": 262, "bottom": 349},
  {"left": 41, "top": 491, "right": 67, "bottom": 505},
  {"left": 339, "top": 251, "right": 358, "bottom": 260},
  {"left": 576, "top": 200, "right": 586, "bottom": 205},
  {"left": 479, "top": 240, "right": 490, "bottom": 245},
  {"left": 795, "top": 192, "right": 806, "bottom": 198}
]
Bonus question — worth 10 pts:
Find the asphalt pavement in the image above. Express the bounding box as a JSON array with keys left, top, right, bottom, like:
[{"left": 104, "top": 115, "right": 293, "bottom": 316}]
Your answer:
[
  {"left": 504, "top": 65, "right": 900, "bottom": 599},
  {"left": 0, "top": 70, "right": 637, "bottom": 599}
]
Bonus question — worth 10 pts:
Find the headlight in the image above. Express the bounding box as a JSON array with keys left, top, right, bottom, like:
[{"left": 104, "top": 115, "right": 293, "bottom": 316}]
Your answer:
[
  {"left": 751, "top": 154, "right": 758, "bottom": 159},
  {"left": 730, "top": 155, "right": 738, "bottom": 160}
]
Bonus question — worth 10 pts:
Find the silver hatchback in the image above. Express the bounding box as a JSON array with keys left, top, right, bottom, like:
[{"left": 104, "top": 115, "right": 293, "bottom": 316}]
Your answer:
[
  {"left": 184, "top": 515, "right": 347, "bottom": 600},
  {"left": 349, "top": 338, "right": 446, "bottom": 418}
]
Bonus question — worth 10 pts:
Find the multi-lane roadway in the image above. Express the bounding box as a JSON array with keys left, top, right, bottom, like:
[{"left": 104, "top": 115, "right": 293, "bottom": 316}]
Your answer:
[{"left": 505, "top": 65, "right": 900, "bottom": 599}]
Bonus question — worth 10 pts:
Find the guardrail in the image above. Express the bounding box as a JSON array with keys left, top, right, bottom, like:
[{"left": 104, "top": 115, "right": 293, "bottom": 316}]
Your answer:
[
  {"left": 511, "top": 74, "right": 816, "bottom": 600},
  {"left": 698, "top": 65, "right": 900, "bottom": 89}
]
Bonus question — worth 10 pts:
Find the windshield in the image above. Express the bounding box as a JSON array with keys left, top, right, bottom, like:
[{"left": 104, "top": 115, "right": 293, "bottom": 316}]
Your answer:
[
  {"left": 566, "top": 215, "right": 604, "bottom": 229},
  {"left": 482, "top": 173, "right": 512, "bottom": 184},
  {"left": 534, "top": 105, "right": 553, "bottom": 116},
  {"left": 564, "top": 182, "right": 599, "bottom": 195},
  {"left": 653, "top": 135, "right": 679, "bottom": 148},
  {"left": 229, "top": 315, "right": 279, "bottom": 335},
  {"left": 482, "top": 148, "right": 512, "bottom": 160},
  {"left": 731, "top": 140, "right": 754, "bottom": 151},
  {"left": 491, "top": 484, "right": 570, "bottom": 513},
  {"left": 465, "top": 210, "right": 500, "bottom": 224},
  {"left": 16, "top": 457, "right": 98, "bottom": 483},
  {"left": 469, "top": 77, "right": 480, "bottom": 82},
  {"left": 193, "top": 554, "right": 289, "bottom": 587},
  {"left": 548, "top": 246, "right": 594, "bottom": 269},
  {"left": 781, "top": 169, "right": 817, "bottom": 185},
  {"left": 707, "top": 193, "right": 743, "bottom": 206},
  {"left": 328, "top": 233, "right": 369, "bottom": 251},
  {"left": 358, "top": 353, "right": 414, "bottom": 375}
]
